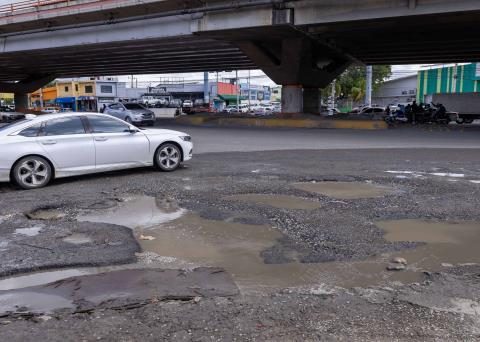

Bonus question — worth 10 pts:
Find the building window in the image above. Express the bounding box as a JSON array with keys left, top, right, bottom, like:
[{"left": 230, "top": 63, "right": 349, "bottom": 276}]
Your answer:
[
  {"left": 64, "top": 86, "right": 69, "bottom": 92},
  {"left": 75, "top": 84, "right": 79, "bottom": 92},
  {"left": 401, "top": 90, "right": 408, "bottom": 95},
  {"left": 85, "top": 85, "right": 93, "bottom": 93},
  {"left": 101, "top": 85, "right": 113, "bottom": 93},
  {"left": 409, "top": 89, "right": 416, "bottom": 95}
]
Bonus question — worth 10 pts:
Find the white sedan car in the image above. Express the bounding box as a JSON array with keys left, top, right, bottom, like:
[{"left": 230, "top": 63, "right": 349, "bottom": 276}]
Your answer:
[{"left": 0, "top": 113, "right": 193, "bottom": 189}]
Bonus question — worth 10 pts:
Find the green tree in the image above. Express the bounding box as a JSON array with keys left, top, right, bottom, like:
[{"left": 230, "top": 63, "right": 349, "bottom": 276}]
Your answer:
[{"left": 334, "top": 65, "right": 391, "bottom": 102}]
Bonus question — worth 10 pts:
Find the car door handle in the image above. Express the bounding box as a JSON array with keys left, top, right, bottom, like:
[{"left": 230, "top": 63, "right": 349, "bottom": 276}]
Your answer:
[
  {"left": 41, "top": 140, "right": 57, "bottom": 145},
  {"left": 95, "top": 137, "right": 108, "bottom": 142}
]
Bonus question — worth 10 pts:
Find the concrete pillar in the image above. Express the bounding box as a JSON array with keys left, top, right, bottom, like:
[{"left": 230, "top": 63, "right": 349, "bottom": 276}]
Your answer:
[
  {"left": 281, "top": 85, "right": 303, "bottom": 114},
  {"left": 14, "top": 93, "right": 29, "bottom": 113},
  {"left": 303, "top": 88, "right": 322, "bottom": 114}
]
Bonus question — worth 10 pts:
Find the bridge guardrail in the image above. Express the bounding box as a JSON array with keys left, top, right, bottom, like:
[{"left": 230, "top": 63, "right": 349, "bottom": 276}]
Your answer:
[{"left": 0, "top": 0, "right": 104, "bottom": 16}]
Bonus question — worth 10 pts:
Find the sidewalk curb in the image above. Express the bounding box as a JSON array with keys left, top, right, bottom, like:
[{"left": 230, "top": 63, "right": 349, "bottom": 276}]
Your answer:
[{"left": 174, "top": 116, "right": 388, "bottom": 130}]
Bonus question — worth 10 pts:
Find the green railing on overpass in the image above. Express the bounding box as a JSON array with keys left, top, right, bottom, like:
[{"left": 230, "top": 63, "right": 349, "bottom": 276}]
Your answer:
[{"left": 0, "top": 0, "right": 105, "bottom": 16}]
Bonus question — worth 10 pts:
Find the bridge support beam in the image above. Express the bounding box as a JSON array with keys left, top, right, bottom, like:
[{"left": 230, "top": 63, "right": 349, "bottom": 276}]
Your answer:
[
  {"left": 0, "top": 74, "right": 55, "bottom": 112},
  {"left": 14, "top": 93, "right": 29, "bottom": 113},
  {"left": 235, "top": 36, "right": 350, "bottom": 115},
  {"left": 281, "top": 85, "right": 303, "bottom": 114},
  {"left": 303, "top": 88, "right": 322, "bottom": 114}
]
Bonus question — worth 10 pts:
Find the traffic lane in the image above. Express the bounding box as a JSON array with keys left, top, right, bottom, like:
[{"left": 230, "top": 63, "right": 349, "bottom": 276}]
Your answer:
[{"left": 156, "top": 124, "right": 480, "bottom": 154}]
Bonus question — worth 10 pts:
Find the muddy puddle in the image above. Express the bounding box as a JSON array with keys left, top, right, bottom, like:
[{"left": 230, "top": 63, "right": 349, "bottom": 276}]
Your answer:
[
  {"left": 77, "top": 195, "right": 186, "bottom": 229},
  {"left": 293, "top": 181, "right": 395, "bottom": 199},
  {"left": 377, "top": 219, "right": 480, "bottom": 272},
  {"left": 224, "top": 194, "right": 322, "bottom": 210},
  {"left": 5, "top": 194, "right": 479, "bottom": 299},
  {"left": 136, "top": 213, "right": 427, "bottom": 291}
]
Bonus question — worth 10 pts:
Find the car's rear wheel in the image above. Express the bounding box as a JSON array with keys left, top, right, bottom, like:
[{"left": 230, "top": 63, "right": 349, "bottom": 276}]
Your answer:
[
  {"left": 12, "top": 156, "right": 52, "bottom": 190},
  {"left": 155, "top": 143, "right": 181, "bottom": 172}
]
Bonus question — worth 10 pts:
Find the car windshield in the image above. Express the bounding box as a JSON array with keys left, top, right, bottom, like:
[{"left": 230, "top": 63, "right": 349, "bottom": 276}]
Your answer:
[
  {"left": 124, "top": 103, "right": 145, "bottom": 110},
  {"left": 0, "top": 119, "right": 30, "bottom": 132}
]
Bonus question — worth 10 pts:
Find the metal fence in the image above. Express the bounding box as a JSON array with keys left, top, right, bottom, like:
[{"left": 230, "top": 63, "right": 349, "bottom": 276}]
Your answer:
[{"left": 0, "top": 0, "right": 103, "bottom": 16}]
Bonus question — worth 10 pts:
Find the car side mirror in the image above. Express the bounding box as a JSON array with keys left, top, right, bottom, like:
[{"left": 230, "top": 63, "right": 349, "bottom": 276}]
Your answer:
[{"left": 127, "top": 128, "right": 138, "bottom": 134}]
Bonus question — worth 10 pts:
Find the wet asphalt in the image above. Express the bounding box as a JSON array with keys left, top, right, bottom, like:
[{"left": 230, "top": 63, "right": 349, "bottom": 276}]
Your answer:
[{"left": 0, "top": 124, "right": 479, "bottom": 340}]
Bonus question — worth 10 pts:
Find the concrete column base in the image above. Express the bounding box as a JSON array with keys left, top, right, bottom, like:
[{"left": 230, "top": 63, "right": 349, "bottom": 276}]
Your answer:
[
  {"left": 303, "top": 88, "right": 322, "bottom": 114},
  {"left": 281, "top": 85, "right": 303, "bottom": 114},
  {"left": 14, "top": 93, "right": 29, "bottom": 113}
]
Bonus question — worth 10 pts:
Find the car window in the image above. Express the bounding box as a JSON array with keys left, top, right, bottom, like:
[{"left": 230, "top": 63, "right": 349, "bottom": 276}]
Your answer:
[
  {"left": 44, "top": 117, "right": 86, "bottom": 136},
  {"left": 374, "top": 108, "right": 384, "bottom": 113},
  {"left": 0, "top": 119, "right": 31, "bottom": 133},
  {"left": 124, "top": 103, "right": 144, "bottom": 110},
  {"left": 88, "top": 115, "right": 130, "bottom": 133},
  {"left": 18, "top": 123, "right": 43, "bottom": 137}
]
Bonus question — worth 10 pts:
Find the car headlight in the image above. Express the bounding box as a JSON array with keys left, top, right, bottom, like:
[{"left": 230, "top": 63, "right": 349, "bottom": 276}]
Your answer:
[{"left": 180, "top": 136, "right": 192, "bottom": 142}]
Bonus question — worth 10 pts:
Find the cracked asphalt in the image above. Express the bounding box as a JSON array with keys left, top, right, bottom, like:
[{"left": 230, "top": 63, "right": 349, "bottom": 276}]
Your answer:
[{"left": 0, "top": 124, "right": 479, "bottom": 340}]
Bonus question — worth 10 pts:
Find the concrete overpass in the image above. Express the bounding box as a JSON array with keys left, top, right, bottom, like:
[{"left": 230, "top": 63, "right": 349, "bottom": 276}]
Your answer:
[{"left": 1, "top": 0, "right": 480, "bottom": 113}]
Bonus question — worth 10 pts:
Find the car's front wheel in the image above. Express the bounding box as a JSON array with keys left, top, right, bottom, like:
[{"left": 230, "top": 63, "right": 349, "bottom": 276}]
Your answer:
[
  {"left": 12, "top": 156, "right": 52, "bottom": 190},
  {"left": 155, "top": 143, "right": 182, "bottom": 172}
]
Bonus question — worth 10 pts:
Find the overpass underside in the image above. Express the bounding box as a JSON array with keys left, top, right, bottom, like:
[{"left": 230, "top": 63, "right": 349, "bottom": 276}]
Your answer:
[{"left": 0, "top": 0, "right": 480, "bottom": 113}]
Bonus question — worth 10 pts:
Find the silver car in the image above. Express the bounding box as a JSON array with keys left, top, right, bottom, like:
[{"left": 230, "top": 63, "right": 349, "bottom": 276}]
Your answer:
[
  {"left": 103, "top": 102, "right": 155, "bottom": 126},
  {"left": 0, "top": 113, "right": 193, "bottom": 189}
]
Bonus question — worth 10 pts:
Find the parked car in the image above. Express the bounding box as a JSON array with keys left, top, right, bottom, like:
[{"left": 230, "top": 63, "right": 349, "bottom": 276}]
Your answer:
[
  {"left": 360, "top": 107, "right": 386, "bottom": 115},
  {"left": 104, "top": 102, "right": 155, "bottom": 126},
  {"left": 182, "top": 100, "right": 193, "bottom": 108},
  {"left": 321, "top": 108, "right": 341, "bottom": 116},
  {"left": 168, "top": 99, "right": 182, "bottom": 108},
  {"left": 1, "top": 111, "right": 25, "bottom": 122},
  {"left": 0, "top": 113, "right": 193, "bottom": 189},
  {"left": 42, "top": 107, "right": 60, "bottom": 114},
  {"left": 0, "top": 105, "right": 15, "bottom": 113},
  {"left": 141, "top": 96, "right": 167, "bottom": 108}
]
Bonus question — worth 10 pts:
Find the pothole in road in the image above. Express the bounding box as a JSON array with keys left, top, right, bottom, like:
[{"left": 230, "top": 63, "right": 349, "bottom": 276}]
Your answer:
[
  {"left": 137, "top": 213, "right": 427, "bottom": 291},
  {"left": 293, "top": 181, "right": 395, "bottom": 199},
  {"left": 77, "top": 195, "right": 186, "bottom": 229},
  {"left": 376, "top": 219, "right": 480, "bottom": 272},
  {"left": 25, "top": 208, "right": 66, "bottom": 221},
  {"left": 224, "top": 194, "right": 322, "bottom": 210}
]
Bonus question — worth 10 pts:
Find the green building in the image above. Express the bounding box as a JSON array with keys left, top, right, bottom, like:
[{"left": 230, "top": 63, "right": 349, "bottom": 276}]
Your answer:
[{"left": 417, "top": 63, "right": 480, "bottom": 103}]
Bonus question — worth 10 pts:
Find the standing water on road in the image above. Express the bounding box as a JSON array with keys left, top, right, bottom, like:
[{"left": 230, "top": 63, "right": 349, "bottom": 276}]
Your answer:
[
  {"left": 293, "top": 181, "right": 395, "bottom": 199},
  {"left": 78, "top": 195, "right": 186, "bottom": 229},
  {"left": 376, "top": 219, "right": 480, "bottom": 271}
]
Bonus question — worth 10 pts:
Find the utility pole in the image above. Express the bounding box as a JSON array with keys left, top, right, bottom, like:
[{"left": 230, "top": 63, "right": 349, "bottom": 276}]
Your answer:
[
  {"left": 365, "top": 65, "right": 373, "bottom": 106},
  {"left": 130, "top": 75, "right": 134, "bottom": 88},
  {"left": 247, "top": 70, "right": 251, "bottom": 110},
  {"left": 39, "top": 87, "right": 44, "bottom": 109},
  {"left": 331, "top": 79, "right": 336, "bottom": 110},
  {"left": 203, "top": 71, "right": 209, "bottom": 105},
  {"left": 236, "top": 70, "right": 240, "bottom": 113}
]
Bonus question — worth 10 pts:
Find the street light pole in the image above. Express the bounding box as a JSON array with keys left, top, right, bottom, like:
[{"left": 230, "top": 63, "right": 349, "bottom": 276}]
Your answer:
[
  {"left": 248, "top": 70, "right": 251, "bottom": 111},
  {"left": 236, "top": 70, "right": 240, "bottom": 113},
  {"left": 365, "top": 65, "right": 372, "bottom": 106}
]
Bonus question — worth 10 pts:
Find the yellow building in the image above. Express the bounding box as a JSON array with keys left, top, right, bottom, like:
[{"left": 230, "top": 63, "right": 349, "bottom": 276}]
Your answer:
[{"left": 53, "top": 79, "right": 97, "bottom": 111}]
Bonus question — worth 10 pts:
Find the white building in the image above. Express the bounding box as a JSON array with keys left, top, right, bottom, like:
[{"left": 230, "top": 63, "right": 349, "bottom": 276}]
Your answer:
[{"left": 373, "top": 74, "right": 417, "bottom": 106}]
